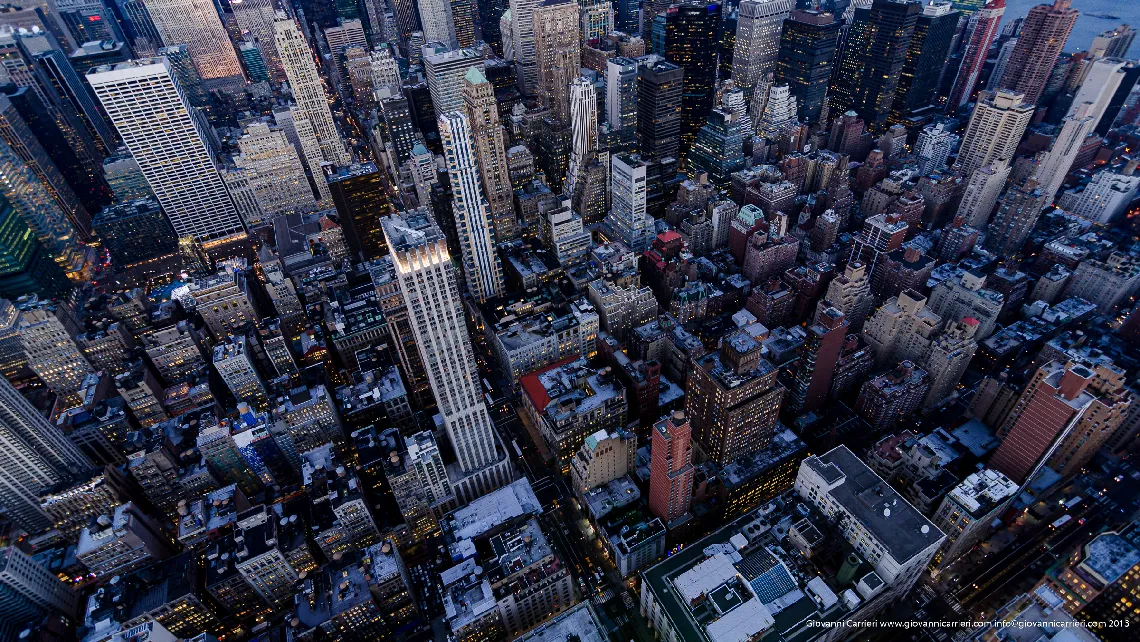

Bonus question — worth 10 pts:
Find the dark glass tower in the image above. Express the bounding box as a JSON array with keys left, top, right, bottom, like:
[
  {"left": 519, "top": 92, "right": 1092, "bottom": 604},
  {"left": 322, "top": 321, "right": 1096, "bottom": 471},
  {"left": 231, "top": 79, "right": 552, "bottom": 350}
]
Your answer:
[
  {"left": 776, "top": 9, "right": 841, "bottom": 126},
  {"left": 659, "top": 1, "right": 722, "bottom": 162},
  {"left": 327, "top": 163, "right": 395, "bottom": 260},
  {"left": 828, "top": 0, "right": 921, "bottom": 131},
  {"left": 891, "top": 1, "right": 959, "bottom": 120},
  {"left": 615, "top": 0, "right": 641, "bottom": 34},
  {"left": 477, "top": 0, "right": 510, "bottom": 55},
  {"left": 637, "top": 57, "right": 684, "bottom": 162},
  {"left": 0, "top": 194, "right": 71, "bottom": 299},
  {"left": 92, "top": 198, "right": 178, "bottom": 268},
  {"left": 687, "top": 108, "right": 745, "bottom": 185}
]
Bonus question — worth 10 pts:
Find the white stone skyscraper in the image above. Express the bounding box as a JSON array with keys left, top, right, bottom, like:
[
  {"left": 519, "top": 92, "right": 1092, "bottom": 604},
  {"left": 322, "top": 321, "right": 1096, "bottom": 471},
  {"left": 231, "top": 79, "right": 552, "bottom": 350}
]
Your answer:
[
  {"left": 1035, "top": 101, "right": 1097, "bottom": 206},
  {"left": 418, "top": 0, "right": 458, "bottom": 49},
  {"left": 733, "top": 0, "right": 793, "bottom": 93},
  {"left": 234, "top": 122, "right": 317, "bottom": 215},
  {"left": 955, "top": 90, "right": 1034, "bottom": 178},
  {"left": 381, "top": 211, "right": 512, "bottom": 502},
  {"left": 509, "top": 0, "right": 540, "bottom": 95},
  {"left": 87, "top": 59, "right": 245, "bottom": 242},
  {"left": 142, "top": 0, "right": 245, "bottom": 88},
  {"left": 957, "top": 160, "right": 1011, "bottom": 227},
  {"left": 567, "top": 76, "right": 598, "bottom": 196},
  {"left": 275, "top": 14, "right": 350, "bottom": 168},
  {"left": 438, "top": 111, "right": 505, "bottom": 303},
  {"left": 915, "top": 122, "right": 957, "bottom": 176}
]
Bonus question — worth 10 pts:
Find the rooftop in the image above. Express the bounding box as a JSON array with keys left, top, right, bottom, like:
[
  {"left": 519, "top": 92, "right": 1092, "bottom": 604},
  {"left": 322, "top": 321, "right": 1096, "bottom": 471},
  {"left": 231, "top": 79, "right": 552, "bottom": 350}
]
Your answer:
[
  {"left": 443, "top": 478, "right": 541, "bottom": 543},
  {"left": 947, "top": 469, "right": 1018, "bottom": 517},
  {"left": 513, "top": 601, "right": 607, "bottom": 642}
]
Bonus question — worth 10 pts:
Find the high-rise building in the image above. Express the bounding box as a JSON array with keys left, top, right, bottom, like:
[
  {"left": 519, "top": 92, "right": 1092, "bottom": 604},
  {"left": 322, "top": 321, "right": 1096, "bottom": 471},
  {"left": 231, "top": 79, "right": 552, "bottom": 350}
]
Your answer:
[
  {"left": 946, "top": 0, "right": 1005, "bottom": 112},
  {"left": 775, "top": 9, "right": 841, "bottom": 125},
  {"left": 1060, "top": 169, "right": 1140, "bottom": 225},
  {"left": 25, "top": 46, "right": 116, "bottom": 156},
  {"left": 954, "top": 90, "right": 1034, "bottom": 178},
  {"left": 637, "top": 56, "right": 683, "bottom": 161},
  {"left": 567, "top": 76, "right": 598, "bottom": 196},
  {"left": 92, "top": 198, "right": 178, "bottom": 269},
  {"left": 213, "top": 337, "right": 269, "bottom": 410},
  {"left": 604, "top": 153, "right": 653, "bottom": 250},
  {"left": 686, "top": 330, "right": 785, "bottom": 465},
  {"left": 0, "top": 545, "right": 80, "bottom": 620},
  {"left": 0, "top": 376, "right": 92, "bottom": 531},
  {"left": 0, "top": 193, "right": 72, "bottom": 300},
  {"left": 657, "top": 1, "right": 721, "bottom": 158},
  {"left": 154, "top": 44, "right": 210, "bottom": 108},
  {"left": 141, "top": 0, "right": 245, "bottom": 87},
  {"left": 984, "top": 177, "right": 1047, "bottom": 258},
  {"left": 997, "top": 0, "right": 1078, "bottom": 105},
  {"left": 930, "top": 469, "right": 1017, "bottom": 571},
  {"left": 786, "top": 307, "right": 848, "bottom": 415},
  {"left": 86, "top": 59, "right": 245, "bottom": 242},
  {"left": 275, "top": 14, "right": 350, "bottom": 166},
  {"left": 1065, "top": 57, "right": 1127, "bottom": 127},
  {"left": 828, "top": 0, "right": 920, "bottom": 131},
  {"left": 733, "top": 0, "right": 794, "bottom": 93},
  {"left": 927, "top": 270, "right": 1004, "bottom": 339},
  {"left": 532, "top": 0, "right": 580, "bottom": 122},
  {"left": 234, "top": 122, "right": 316, "bottom": 216},
  {"left": 687, "top": 108, "right": 745, "bottom": 185},
  {"left": 914, "top": 121, "right": 957, "bottom": 175},
  {"left": 1091, "top": 24, "right": 1136, "bottom": 59},
  {"left": 382, "top": 211, "right": 512, "bottom": 501},
  {"left": 855, "top": 360, "right": 930, "bottom": 430},
  {"left": 922, "top": 317, "right": 980, "bottom": 410},
  {"left": 606, "top": 57, "right": 639, "bottom": 148},
  {"left": 423, "top": 45, "right": 486, "bottom": 119},
  {"left": 1035, "top": 102, "right": 1098, "bottom": 205},
  {"left": 508, "top": 0, "right": 540, "bottom": 94},
  {"left": 648, "top": 411, "right": 694, "bottom": 526},
  {"left": 15, "top": 300, "right": 94, "bottom": 402},
  {"left": 463, "top": 69, "right": 516, "bottom": 241},
  {"left": 957, "top": 160, "right": 1010, "bottom": 226},
  {"left": 419, "top": 0, "right": 458, "bottom": 49},
  {"left": 891, "top": 0, "right": 957, "bottom": 117},
  {"left": 438, "top": 111, "right": 505, "bottom": 303},
  {"left": 231, "top": 0, "right": 286, "bottom": 82},
  {"left": 327, "top": 163, "right": 394, "bottom": 260}
]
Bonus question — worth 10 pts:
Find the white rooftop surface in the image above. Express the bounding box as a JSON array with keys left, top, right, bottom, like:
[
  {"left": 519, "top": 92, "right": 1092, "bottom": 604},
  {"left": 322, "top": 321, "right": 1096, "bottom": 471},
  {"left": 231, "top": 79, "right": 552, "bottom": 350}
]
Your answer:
[
  {"left": 514, "top": 602, "right": 607, "bottom": 642},
  {"left": 674, "top": 553, "right": 737, "bottom": 605},
  {"left": 806, "top": 576, "right": 838, "bottom": 609},
  {"left": 705, "top": 598, "right": 775, "bottom": 642},
  {"left": 948, "top": 469, "right": 1018, "bottom": 514},
  {"left": 446, "top": 478, "right": 540, "bottom": 541}
]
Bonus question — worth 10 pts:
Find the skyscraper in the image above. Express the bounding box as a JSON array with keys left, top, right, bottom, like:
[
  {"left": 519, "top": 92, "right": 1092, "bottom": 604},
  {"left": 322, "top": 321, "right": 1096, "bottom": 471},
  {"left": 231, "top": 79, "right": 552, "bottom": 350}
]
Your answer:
[
  {"left": 275, "top": 14, "right": 350, "bottom": 167},
  {"left": 921, "top": 317, "right": 979, "bottom": 410},
  {"left": 532, "top": 0, "right": 580, "bottom": 122},
  {"left": 141, "top": 0, "right": 246, "bottom": 88},
  {"left": 957, "top": 160, "right": 1010, "bottom": 226},
  {"left": 1034, "top": 101, "right": 1097, "bottom": 205},
  {"left": 786, "top": 307, "right": 849, "bottom": 415},
  {"left": 984, "top": 177, "right": 1046, "bottom": 258},
  {"left": 606, "top": 57, "right": 639, "bottom": 148},
  {"left": 658, "top": 1, "right": 721, "bottom": 159},
  {"left": 997, "top": 0, "right": 1078, "bottom": 105},
  {"left": 1091, "top": 24, "right": 1136, "bottom": 59},
  {"left": 438, "top": 111, "right": 505, "bottom": 303},
  {"left": 419, "top": 0, "right": 458, "bottom": 49},
  {"left": 509, "top": 0, "right": 540, "bottom": 94},
  {"left": 733, "top": 0, "right": 794, "bottom": 93},
  {"left": 462, "top": 68, "right": 516, "bottom": 242},
  {"left": 946, "top": 0, "right": 1005, "bottom": 112},
  {"left": 775, "top": 9, "right": 841, "bottom": 125},
  {"left": 327, "top": 163, "right": 395, "bottom": 260},
  {"left": 423, "top": 45, "right": 486, "bottom": 119},
  {"left": 637, "top": 56, "right": 684, "bottom": 161},
  {"left": 233, "top": 122, "right": 316, "bottom": 216},
  {"left": 604, "top": 153, "right": 653, "bottom": 250},
  {"left": 687, "top": 108, "right": 745, "bottom": 184},
  {"left": 954, "top": 90, "right": 1034, "bottom": 178},
  {"left": 891, "top": 0, "right": 958, "bottom": 118},
  {"left": 567, "top": 76, "right": 598, "bottom": 196},
  {"left": 648, "top": 411, "right": 694, "bottom": 526},
  {"left": 0, "top": 195, "right": 71, "bottom": 300},
  {"left": 829, "top": 0, "right": 921, "bottom": 130},
  {"left": 0, "top": 546, "right": 81, "bottom": 622},
  {"left": 231, "top": 0, "right": 286, "bottom": 82},
  {"left": 381, "top": 211, "right": 512, "bottom": 501},
  {"left": 87, "top": 59, "right": 245, "bottom": 242}
]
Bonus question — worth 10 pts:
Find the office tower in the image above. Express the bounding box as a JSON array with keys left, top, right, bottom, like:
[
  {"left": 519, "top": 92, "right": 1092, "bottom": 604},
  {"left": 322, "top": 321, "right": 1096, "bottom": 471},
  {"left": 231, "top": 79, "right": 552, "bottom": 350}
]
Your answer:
[
  {"left": 382, "top": 211, "right": 511, "bottom": 501},
  {"left": 92, "top": 198, "right": 178, "bottom": 268},
  {"left": 567, "top": 76, "right": 597, "bottom": 196},
  {"left": 648, "top": 411, "right": 694, "bottom": 526},
  {"left": 372, "top": 45, "right": 402, "bottom": 89},
  {"left": 438, "top": 111, "right": 505, "bottom": 303},
  {"left": 720, "top": 84, "right": 753, "bottom": 140},
  {"left": 477, "top": 0, "right": 509, "bottom": 54},
  {"left": 892, "top": 0, "right": 957, "bottom": 117},
  {"left": 658, "top": 1, "right": 721, "bottom": 158},
  {"left": 686, "top": 330, "right": 784, "bottom": 465},
  {"left": 0, "top": 376, "right": 91, "bottom": 531},
  {"left": 998, "top": 0, "right": 1078, "bottom": 105},
  {"left": 0, "top": 140, "right": 86, "bottom": 279},
  {"left": 462, "top": 69, "right": 516, "bottom": 242},
  {"left": 1066, "top": 57, "right": 1127, "bottom": 126},
  {"left": 733, "top": 0, "right": 794, "bottom": 93},
  {"left": 231, "top": 0, "right": 285, "bottom": 82},
  {"left": 324, "top": 19, "right": 368, "bottom": 80},
  {"left": 752, "top": 80, "right": 799, "bottom": 137},
  {"left": 275, "top": 15, "right": 350, "bottom": 166},
  {"left": 687, "top": 108, "right": 745, "bottom": 185},
  {"left": 111, "top": 0, "right": 165, "bottom": 54},
  {"left": 239, "top": 42, "right": 269, "bottom": 82},
  {"left": 234, "top": 122, "right": 315, "bottom": 215},
  {"left": 16, "top": 299, "right": 94, "bottom": 402},
  {"left": 606, "top": 57, "right": 639, "bottom": 146},
  {"left": 637, "top": 57, "right": 683, "bottom": 160},
  {"left": 155, "top": 44, "right": 210, "bottom": 108},
  {"left": 327, "top": 163, "right": 394, "bottom": 260},
  {"left": 954, "top": 90, "right": 1034, "bottom": 178},
  {"left": 775, "top": 9, "right": 840, "bottom": 125},
  {"left": 0, "top": 195, "right": 70, "bottom": 300},
  {"left": 418, "top": 0, "right": 458, "bottom": 49},
  {"left": 424, "top": 45, "right": 485, "bottom": 119},
  {"left": 580, "top": 0, "right": 612, "bottom": 42},
  {"left": 914, "top": 121, "right": 956, "bottom": 175},
  {"left": 0, "top": 546, "right": 80, "bottom": 620},
  {"left": 990, "top": 361, "right": 1097, "bottom": 483},
  {"left": 102, "top": 152, "right": 152, "bottom": 202},
  {"left": 142, "top": 0, "right": 245, "bottom": 87},
  {"left": 24, "top": 46, "right": 116, "bottom": 156},
  {"left": 946, "top": 0, "right": 1005, "bottom": 112},
  {"left": 861, "top": 289, "right": 939, "bottom": 368},
  {"left": 532, "top": 0, "right": 580, "bottom": 122},
  {"left": 1035, "top": 102, "right": 1097, "bottom": 205},
  {"left": 829, "top": 0, "right": 920, "bottom": 130},
  {"left": 605, "top": 153, "right": 652, "bottom": 250},
  {"left": 984, "top": 177, "right": 1047, "bottom": 258},
  {"left": 87, "top": 59, "right": 244, "bottom": 242},
  {"left": 921, "top": 317, "right": 979, "bottom": 410},
  {"left": 786, "top": 307, "right": 848, "bottom": 415},
  {"left": 957, "top": 160, "right": 1009, "bottom": 226},
  {"left": 1091, "top": 24, "right": 1135, "bottom": 59}
]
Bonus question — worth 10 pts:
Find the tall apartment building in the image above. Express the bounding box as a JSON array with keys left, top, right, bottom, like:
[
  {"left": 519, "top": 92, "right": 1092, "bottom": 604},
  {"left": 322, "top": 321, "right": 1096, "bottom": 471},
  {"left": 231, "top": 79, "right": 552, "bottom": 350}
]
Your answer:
[
  {"left": 532, "top": 0, "right": 580, "bottom": 122},
  {"left": 997, "top": 0, "right": 1078, "bottom": 105},
  {"left": 142, "top": 0, "right": 245, "bottom": 88},
  {"left": 275, "top": 14, "right": 349, "bottom": 167},
  {"left": 922, "top": 317, "right": 980, "bottom": 410},
  {"left": 946, "top": 0, "right": 1005, "bottom": 111},
  {"left": 1060, "top": 170, "right": 1140, "bottom": 225},
  {"left": 927, "top": 270, "right": 1004, "bottom": 339},
  {"left": 855, "top": 361, "right": 930, "bottom": 431},
  {"left": 734, "top": 0, "right": 794, "bottom": 92},
  {"left": 604, "top": 153, "right": 654, "bottom": 250},
  {"left": 462, "top": 68, "right": 516, "bottom": 242},
  {"left": 648, "top": 411, "right": 694, "bottom": 526},
  {"left": 816, "top": 261, "right": 873, "bottom": 330},
  {"left": 957, "top": 160, "right": 1010, "bottom": 227},
  {"left": 786, "top": 307, "right": 848, "bottom": 415},
  {"left": 438, "top": 111, "right": 505, "bottom": 303},
  {"left": 954, "top": 90, "right": 1034, "bottom": 178},
  {"left": 382, "top": 211, "right": 511, "bottom": 502},
  {"left": 686, "top": 330, "right": 785, "bottom": 465},
  {"left": 87, "top": 59, "right": 244, "bottom": 242}
]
